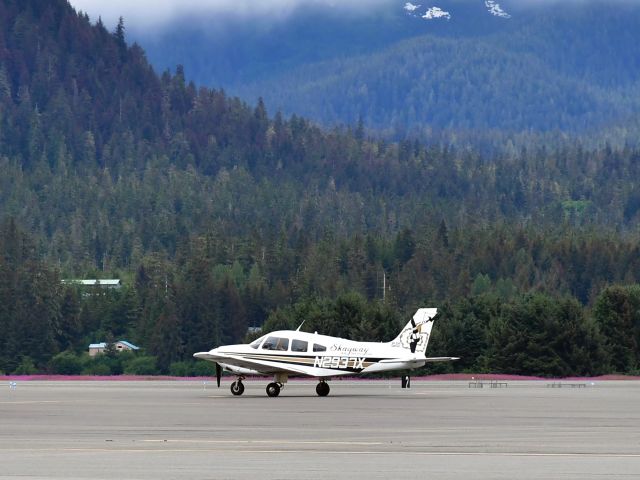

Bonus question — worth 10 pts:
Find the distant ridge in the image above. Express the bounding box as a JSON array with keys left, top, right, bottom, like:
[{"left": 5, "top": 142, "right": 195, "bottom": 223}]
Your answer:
[{"left": 128, "top": 0, "right": 640, "bottom": 138}]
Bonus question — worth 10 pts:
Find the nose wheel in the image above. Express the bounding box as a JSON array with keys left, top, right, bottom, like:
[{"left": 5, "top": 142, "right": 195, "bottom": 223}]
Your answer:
[
  {"left": 230, "top": 379, "right": 245, "bottom": 396},
  {"left": 316, "top": 381, "right": 330, "bottom": 397}
]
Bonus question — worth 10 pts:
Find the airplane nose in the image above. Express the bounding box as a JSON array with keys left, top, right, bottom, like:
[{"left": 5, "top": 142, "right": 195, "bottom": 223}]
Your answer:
[{"left": 194, "top": 347, "right": 220, "bottom": 360}]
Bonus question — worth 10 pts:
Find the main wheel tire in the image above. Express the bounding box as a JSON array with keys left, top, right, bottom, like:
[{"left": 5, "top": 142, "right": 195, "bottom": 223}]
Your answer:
[
  {"left": 230, "top": 381, "right": 245, "bottom": 396},
  {"left": 266, "top": 382, "right": 281, "bottom": 397},
  {"left": 316, "top": 382, "right": 330, "bottom": 397}
]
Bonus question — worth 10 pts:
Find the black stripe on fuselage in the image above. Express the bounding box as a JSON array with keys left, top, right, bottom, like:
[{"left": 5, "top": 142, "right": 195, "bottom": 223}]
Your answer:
[{"left": 222, "top": 352, "right": 386, "bottom": 373}]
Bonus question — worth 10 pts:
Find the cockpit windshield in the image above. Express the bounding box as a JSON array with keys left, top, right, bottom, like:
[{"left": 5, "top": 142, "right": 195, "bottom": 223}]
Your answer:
[{"left": 250, "top": 335, "right": 267, "bottom": 349}]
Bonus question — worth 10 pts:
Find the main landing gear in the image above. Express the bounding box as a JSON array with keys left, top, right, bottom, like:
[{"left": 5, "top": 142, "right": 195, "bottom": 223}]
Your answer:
[
  {"left": 266, "top": 373, "right": 288, "bottom": 397},
  {"left": 316, "top": 380, "right": 330, "bottom": 397},
  {"left": 266, "top": 382, "right": 281, "bottom": 397},
  {"left": 230, "top": 377, "right": 245, "bottom": 396}
]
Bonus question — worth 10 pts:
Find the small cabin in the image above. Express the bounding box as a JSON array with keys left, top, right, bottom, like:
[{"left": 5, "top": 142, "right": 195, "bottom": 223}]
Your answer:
[
  {"left": 88, "top": 340, "right": 140, "bottom": 357},
  {"left": 247, "top": 326, "right": 262, "bottom": 335}
]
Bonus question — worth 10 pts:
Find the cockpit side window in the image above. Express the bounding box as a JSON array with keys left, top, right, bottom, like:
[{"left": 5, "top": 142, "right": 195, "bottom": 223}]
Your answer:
[
  {"left": 291, "top": 339, "right": 308, "bottom": 352},
  {"left": 313, "top": 343, "right": 326, "bottom": 352},
  {"left": 262, "top": 336, "right": 289, "bottom": 351},
  {"left": 250, "top": 335, "right": 266, "bottom": 349}
]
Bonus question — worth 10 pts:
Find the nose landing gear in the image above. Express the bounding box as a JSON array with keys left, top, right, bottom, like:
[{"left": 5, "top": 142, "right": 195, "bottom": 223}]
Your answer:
[{"left": 230, "top": 377, "right": 245, "bottom": 396}]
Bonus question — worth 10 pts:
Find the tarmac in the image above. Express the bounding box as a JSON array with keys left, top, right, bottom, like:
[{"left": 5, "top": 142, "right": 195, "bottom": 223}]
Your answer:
[{"left": 1, "top": 379, "right": 639, "bottom": 479}]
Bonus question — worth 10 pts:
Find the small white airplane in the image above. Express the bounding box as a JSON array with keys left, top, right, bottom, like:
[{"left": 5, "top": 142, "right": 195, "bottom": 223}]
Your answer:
[{"left": 193, "top": 308, "right": 458, "bottom": 397}]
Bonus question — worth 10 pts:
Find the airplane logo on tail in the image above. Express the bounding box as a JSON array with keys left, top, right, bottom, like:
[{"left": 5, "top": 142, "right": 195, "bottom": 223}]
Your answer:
[{"left": 394, "top": 310, "right": 435, "bottom": 353}]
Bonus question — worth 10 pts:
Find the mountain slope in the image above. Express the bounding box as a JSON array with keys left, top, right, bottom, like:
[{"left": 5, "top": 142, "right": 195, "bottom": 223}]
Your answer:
[
  {"left": 3, "top": 0, "right": 640, "bottom": 275},
  {"left": 131, "top": 0, "right": 640, "bottom": 137},
  {"left": 3, "top": 0, "right": 640, "bottom": 376},
  {"left": 238, "top": 34, "right": 630, "bottom": 134}
]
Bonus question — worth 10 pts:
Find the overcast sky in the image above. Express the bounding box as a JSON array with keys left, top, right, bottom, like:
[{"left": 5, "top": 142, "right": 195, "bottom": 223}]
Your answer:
[{"left": 68, "top": 0, "right": 391, "bottom": 30}]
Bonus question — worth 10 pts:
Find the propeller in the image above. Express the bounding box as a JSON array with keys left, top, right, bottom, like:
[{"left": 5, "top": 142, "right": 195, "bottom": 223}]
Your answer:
[{"left": 215, "top": 362, "right": 222, "bottom": 388}]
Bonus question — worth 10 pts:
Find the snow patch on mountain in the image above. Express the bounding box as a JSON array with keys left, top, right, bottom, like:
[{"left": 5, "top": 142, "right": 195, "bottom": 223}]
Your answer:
[
  {"left": 422, "top": 6, "right": 451, "bottom": 20},
  {"left": 485, "top": 1, "right": 511, "bottom": 19},
  {"left": 404, "top": 2, "right": 421, "bottom": 12}
]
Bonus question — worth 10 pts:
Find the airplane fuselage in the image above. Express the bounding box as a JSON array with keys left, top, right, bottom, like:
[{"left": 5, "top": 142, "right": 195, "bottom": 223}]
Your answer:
[{"left": 202, "top": 330, "right": 428, "bottom": 378}]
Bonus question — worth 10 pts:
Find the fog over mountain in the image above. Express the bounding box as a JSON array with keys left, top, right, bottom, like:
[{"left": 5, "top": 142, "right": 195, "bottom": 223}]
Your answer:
[{"left": 69, "top": 0, "right": 394, "bottom": 29}]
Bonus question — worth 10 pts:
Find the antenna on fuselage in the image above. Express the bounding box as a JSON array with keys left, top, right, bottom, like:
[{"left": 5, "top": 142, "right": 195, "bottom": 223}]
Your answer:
[{"left": 296, "top": 320, "right": 306, "bottom": 332}]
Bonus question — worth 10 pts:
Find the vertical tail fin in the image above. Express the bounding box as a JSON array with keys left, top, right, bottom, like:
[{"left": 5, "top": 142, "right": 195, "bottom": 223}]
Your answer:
[{"left": 390, "top": 308, "right": 437, "bottom": 355}]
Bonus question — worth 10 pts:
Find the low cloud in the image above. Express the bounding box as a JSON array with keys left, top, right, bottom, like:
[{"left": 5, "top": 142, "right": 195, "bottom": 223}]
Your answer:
[
  {"left": 69, "top": 0, "right": 392, "bottom": 30},
  {"left": 70, "top": 0, "right": 634, "bottom": 34}
]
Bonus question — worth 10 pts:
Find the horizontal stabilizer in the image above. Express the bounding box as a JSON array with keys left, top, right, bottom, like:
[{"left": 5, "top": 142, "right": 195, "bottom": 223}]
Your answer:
[
  {"left": 424, "top": 357, "right": 460, "bottom": 363},
  {"left": 378, "top": 358, "right": 420, "bottom": 364}
]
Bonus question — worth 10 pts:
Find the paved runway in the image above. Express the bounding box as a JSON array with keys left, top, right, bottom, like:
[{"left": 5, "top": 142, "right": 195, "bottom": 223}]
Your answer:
[{"left": 1, "top": 379, "right": 639, "bottom": 479}]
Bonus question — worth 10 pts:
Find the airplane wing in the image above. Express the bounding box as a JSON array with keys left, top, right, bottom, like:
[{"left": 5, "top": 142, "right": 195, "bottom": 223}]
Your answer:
[{"left": 194, "top": 351, "right": 333, "bottom": 377}]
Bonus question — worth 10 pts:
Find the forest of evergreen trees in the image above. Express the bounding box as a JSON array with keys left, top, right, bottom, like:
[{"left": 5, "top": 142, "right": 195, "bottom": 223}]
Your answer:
[
  {"left": 2, "top": 216, "right": 640, "bottom": 377},
  {"left": 1, "top": 0, "right": 640, "bottom": 376}
]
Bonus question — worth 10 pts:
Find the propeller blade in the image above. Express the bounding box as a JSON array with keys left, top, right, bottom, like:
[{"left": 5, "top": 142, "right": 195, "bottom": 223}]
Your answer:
[{"left": 215, "top": 363, "right": 222, "bottom": 388}]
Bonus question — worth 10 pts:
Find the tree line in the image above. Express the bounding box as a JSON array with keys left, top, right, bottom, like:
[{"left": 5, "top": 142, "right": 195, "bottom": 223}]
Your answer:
[
  {"left": 1, "top": 1, "right": 639, "bottom": 377},
  {"left": 2, "top": 218, "right": 640, "bottom": 377}
]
